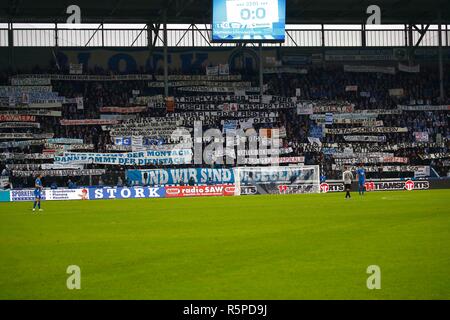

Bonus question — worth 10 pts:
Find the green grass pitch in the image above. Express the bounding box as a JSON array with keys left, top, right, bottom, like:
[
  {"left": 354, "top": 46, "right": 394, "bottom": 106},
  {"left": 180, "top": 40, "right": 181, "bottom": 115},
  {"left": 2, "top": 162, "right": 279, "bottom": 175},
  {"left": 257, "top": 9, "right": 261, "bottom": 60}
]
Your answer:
[{"left": 0, "top": 189, "right": 449, "bottom": 300}]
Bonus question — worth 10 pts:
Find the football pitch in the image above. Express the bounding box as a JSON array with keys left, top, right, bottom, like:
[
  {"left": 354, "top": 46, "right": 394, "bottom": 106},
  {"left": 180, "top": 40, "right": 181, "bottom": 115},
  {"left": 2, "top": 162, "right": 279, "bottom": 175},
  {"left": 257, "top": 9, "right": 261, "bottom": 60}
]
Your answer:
[{"left": 0, "top": 189, "right": 449, "bottom": 300}]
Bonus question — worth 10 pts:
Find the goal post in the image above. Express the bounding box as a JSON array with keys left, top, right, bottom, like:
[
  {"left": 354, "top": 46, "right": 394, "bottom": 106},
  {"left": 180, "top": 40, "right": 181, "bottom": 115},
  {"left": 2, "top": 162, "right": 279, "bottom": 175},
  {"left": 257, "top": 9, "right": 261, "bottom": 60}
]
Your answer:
[{"left": 233, "top": 165, "right": 320, "bottom": 196}]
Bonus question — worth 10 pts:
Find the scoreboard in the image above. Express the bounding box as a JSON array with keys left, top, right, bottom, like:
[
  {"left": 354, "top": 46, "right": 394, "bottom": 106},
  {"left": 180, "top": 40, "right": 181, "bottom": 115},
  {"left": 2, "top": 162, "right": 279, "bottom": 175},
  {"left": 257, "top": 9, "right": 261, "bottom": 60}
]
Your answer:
[{"left": 212, "top": 0, "right": 286, "bottom": 42}]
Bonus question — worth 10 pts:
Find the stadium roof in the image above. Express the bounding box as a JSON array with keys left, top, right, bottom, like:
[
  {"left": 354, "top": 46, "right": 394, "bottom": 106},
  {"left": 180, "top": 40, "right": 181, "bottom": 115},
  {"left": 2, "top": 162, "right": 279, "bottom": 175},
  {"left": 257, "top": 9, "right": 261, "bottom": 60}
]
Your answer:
[{"left": 1, "top": 0, "right": 449, "bottom": 25}]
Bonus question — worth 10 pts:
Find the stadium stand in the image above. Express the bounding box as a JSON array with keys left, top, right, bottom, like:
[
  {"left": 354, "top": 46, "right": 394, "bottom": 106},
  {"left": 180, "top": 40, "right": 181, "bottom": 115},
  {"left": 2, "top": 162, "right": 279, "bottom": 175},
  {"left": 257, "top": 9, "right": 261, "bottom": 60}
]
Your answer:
[
  {"left": 0, "top": 61, "right": 449, "bottom": 189},
  {"left": 1, "top": 0, "right": 450, "bottom": 303},
  {"left": 0, "top": 1, "right": 449, "bottom": 193}
]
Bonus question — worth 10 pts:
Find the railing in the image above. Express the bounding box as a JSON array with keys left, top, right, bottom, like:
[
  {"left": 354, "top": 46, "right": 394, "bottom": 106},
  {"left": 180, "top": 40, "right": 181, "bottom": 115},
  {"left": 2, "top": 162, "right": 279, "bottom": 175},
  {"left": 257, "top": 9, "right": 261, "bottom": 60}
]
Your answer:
[
  {"left": 0, "top": 25, "right": 449, "bottom": 47},
  {"left": 0, "top": 29, "right": 9, "bottom": 46}
]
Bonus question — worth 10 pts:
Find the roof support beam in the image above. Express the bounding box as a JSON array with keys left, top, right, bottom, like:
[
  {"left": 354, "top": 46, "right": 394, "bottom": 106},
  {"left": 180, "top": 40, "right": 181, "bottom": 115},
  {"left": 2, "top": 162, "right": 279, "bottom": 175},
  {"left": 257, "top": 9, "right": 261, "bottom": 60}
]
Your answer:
[
  {"left": 286, "top": 30, "right": 299, "bottom": 46},
  {"left": 84, "top": 23, "right": 102, "bottom": 47},
  {"left": 146, "top": 24, "right": 161, "bottom": 72},
  {"left": 413, "top": 24, "right": 430, "bottom": 47},
  {"left": 130, "top": 24, "right": 147, "bottom": 47},
  {"left": 163, "top": 13, "right": 169, "bottom": 97},
  {"left": 175, "top": 24, "right": 192, "bottom": 47},
  {"left": 192, "top": 24, "right": 212, "bottom": 47},
  {"left": 437, "top": 20, "right": 445, "bottom": 101},
  {"left": 8, "top": 22, "right": 14, "bottom": 69}
]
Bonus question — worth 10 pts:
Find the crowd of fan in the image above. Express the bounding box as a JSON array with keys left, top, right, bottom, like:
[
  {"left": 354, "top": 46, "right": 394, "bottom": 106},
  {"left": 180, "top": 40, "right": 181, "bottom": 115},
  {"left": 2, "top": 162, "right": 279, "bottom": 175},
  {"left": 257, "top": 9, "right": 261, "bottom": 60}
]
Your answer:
[
  {"left": 1, "top": 63, "right": 449, "bottom": 188},
  {"left": 270, "top": 66, "right": 449, "bottom": 178}
]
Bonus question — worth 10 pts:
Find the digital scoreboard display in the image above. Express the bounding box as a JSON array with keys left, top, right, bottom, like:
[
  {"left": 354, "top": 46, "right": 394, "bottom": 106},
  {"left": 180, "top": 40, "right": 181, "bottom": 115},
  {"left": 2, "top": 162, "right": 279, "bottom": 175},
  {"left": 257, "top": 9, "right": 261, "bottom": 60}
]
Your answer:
[{"left": 212, "top": 0, "right": 286, "bottom": 42}]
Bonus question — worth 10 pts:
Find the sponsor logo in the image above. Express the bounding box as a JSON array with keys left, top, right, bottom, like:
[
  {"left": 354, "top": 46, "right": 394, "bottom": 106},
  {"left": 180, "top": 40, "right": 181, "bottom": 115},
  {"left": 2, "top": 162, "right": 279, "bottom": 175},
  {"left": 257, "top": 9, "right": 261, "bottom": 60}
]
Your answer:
[
  {"left": 276, "top": 184, "right": 313, "bottom": 194},
  {"left": 322, "top": 180, "right": 430, "bottom": 193},
  {"left": 373, "top": 181, "right": 406, "bottom": 190},
  {"left": 365, "top": 181, "right": 375, "bottom": 191},
  {"left": 45, "top": 188, "right": 89, "bottom": 200},
  {"left": 224, "top": 186, "right": 236, "bottom": 193},
  {"left": 240, "top": 186, "right": 257, "bottom": 195},
  {"left": 411, "top": 181, "right": 429, "bottom": 190},
  {"left": 11, "top": 189, "right": 46, "bottom": 201},
  {"left": 89, "top": 186, "right": 165, "bottom": 199},
  {"left": 80, "top": 188, "right": 88, "bottom": 200},
  {"left": 320, "top": 183, "right": 345, "bottom": 193},
  {"left": 165, "top": 185, "right": 235, "bottom": 197},
  {"left": 366, "top": 180, "right": 429, "bottom": 191},
  {"left": 320, "top": 183, "right": 329, "bottom": 193},
  {"left": 165, "top": 187, "right": 181, "bottom": 195},
  {"left": 330, "top": 184, "right": 345, "bottom": 192},
  {"left": 405, "top": 180, "right": 414, "bottom": 191}
]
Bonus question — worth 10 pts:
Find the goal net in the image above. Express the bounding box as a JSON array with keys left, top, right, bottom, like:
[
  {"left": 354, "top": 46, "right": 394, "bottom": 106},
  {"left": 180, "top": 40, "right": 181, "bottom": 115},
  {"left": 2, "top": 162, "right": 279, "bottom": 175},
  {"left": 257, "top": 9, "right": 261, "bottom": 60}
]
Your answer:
[{"left": 233, "top": 165, "right": 320, "bottom": 196}]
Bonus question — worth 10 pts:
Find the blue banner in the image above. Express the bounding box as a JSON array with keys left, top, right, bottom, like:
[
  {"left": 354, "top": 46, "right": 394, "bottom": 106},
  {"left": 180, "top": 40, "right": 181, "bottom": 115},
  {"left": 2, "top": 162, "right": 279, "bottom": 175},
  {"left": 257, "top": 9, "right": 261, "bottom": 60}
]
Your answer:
[
  {"left": 223, "top": 120, "right": 238, "bottom": 133},
  {"left": 114, "top": 137, "right": 164, "bottom": 146},
  {"left": 0, "top": 190, "right": 10, "bottom": 202},
  {"left": 126, "top": 168, "right": 235, "bottom": 186},
  {"left": 88, "top": 186, "right": 166, "bottom": 200},
  {"left": 325, "top": 113, "right": 334, "bottom": 125},
  {"left": 309, "top": 125, "right": 323, "bottom": 139},
  {"left": 322, "top": 147, "right": 337, "bottom": 155},
  {"left": 114, "top": 137, "right": 131, "bottom": 146}
]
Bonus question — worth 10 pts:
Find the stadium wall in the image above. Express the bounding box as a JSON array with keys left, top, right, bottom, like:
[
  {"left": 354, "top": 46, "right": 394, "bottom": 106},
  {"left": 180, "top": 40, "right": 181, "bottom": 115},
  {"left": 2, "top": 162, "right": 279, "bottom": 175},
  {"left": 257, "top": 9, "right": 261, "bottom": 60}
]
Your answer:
[
  {"left": 1, "top": 47, "right": 449, "bottom": 72},
  {"left": 4, "top": 185, "right": 235, "bottom": 202},
  {"left": 320, "top": 178, "right": 450, "bottom": 193},
  {"left": 2, "top": 178, "right": 450, "bottom": 202}
]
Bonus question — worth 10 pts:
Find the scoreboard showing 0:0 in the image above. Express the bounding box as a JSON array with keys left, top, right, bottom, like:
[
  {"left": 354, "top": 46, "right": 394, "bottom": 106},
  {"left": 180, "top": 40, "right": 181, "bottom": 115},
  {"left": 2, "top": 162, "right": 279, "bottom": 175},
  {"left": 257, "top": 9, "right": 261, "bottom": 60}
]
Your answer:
[
  {"left": 239, "top": 5, "right": 266, "bottom": 20},
  {"left": 212, "top": 0, "right": 286, "bottom": 42}
]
